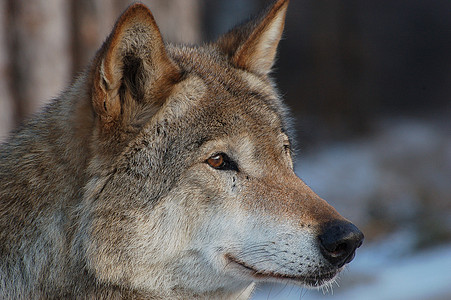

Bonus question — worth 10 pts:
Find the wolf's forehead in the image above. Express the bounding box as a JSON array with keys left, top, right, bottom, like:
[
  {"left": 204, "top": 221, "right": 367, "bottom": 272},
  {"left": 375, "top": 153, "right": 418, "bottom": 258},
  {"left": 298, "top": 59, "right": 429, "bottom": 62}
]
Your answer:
[
  {"left": 167, "top": 44, "right": 288, "bottom": 133},
  {"left": 168, "top": 44, "right": 275, "bottom": 97}
]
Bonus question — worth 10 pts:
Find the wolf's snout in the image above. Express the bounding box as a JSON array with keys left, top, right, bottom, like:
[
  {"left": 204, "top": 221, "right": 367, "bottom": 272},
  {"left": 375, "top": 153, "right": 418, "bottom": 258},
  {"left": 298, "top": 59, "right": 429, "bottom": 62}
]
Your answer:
[{"left": 318, "top": 221, "right": 364, "bottom": 268}]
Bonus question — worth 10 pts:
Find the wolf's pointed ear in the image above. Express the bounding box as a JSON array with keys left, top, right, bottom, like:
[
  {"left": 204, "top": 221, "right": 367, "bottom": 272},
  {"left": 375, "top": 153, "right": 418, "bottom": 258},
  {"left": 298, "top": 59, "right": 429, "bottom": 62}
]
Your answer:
[
  {"left": 216, "top": 0, "right": 289, "bottom": 75},
  {"left": 91, "top": 4, "right": 181, "bottom": 129}
]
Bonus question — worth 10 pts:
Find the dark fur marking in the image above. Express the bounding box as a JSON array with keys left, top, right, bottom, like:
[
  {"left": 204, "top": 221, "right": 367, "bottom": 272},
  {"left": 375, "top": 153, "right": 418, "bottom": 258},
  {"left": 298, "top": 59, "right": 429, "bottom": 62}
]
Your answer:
[{"left": 122, "top": 55, "right": 145, "bottom": 102}]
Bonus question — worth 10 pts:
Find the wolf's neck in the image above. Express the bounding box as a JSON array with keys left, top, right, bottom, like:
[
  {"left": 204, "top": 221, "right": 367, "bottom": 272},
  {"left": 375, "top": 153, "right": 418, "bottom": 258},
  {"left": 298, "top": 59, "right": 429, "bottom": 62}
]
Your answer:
[
  {"left": 1, "top": 74, "right": 94, "bottom": 205},
  {"left": 0, "top": 73, "right": 95, "bottom": 296}
]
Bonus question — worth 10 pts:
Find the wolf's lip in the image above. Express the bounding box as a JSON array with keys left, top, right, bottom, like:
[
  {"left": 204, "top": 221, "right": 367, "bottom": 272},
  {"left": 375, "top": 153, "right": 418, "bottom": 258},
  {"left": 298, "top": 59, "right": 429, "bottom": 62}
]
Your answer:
[{"left": 225, "top": 254, "right": 338, "bottom": 287}]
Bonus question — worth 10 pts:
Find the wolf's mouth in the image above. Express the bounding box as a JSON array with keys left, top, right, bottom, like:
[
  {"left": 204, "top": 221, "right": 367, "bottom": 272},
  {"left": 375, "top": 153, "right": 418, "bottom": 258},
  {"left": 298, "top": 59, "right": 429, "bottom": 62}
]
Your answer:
[{"left": 225, "top": 254, "right": 339, "bottom": 287}]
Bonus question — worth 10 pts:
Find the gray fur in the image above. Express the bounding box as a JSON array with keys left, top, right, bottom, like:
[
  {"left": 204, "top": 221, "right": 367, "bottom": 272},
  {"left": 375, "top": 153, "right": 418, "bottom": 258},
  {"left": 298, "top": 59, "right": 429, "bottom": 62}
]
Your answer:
[{"left": 0, "top": 1, "right": 362, "bottom": 299}]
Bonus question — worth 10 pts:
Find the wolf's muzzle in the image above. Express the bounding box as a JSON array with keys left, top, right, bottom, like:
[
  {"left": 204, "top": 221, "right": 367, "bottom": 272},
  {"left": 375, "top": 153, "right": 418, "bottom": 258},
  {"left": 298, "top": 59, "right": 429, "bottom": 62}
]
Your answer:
[{"left": 318, "top": 220, "right": 364, "bottom": 268}]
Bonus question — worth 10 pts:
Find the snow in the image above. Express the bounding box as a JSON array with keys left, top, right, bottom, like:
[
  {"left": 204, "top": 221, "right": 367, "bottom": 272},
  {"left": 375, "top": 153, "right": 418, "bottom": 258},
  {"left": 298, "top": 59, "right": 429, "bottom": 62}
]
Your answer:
[{"left": 344, "top": 244, "right": 451, "bottom": 300}]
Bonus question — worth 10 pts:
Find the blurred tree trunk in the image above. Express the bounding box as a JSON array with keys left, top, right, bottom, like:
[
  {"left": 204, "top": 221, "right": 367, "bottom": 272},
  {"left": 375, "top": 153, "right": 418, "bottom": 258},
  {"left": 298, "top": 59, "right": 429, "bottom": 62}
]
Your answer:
[
  {"left": 71, "top": 0, "right": 201, "bottom": 76},
  {"left": 0, "top": 0, "right": 201, "bottom": 142},
  {"left": 286, "top": 1, "right": 369, "bottom": 141},
  {"left": 146, "top": 0, "right": 201, "bottom": 44},
  {"left": 310, "top": 2, "right": 369, "bottom": 135},
  {"left": 70, "top": 0, "right": 117, "bottom": 75},
  {"left": 0, "top": 0, "right": 13, "bottom": 139},
  {"left": 7, "top": 0, "right": 71, "bottom": 123}
]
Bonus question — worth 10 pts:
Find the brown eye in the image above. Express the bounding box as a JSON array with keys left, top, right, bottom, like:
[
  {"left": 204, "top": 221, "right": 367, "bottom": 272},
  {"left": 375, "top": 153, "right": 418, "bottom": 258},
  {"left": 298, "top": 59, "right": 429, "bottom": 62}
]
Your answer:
[
  {"left": 206, "top": 153, "right": 239, "bottom": 171},
  {"left": 207, "top": 154, "right": 224, "bottom": 169}
]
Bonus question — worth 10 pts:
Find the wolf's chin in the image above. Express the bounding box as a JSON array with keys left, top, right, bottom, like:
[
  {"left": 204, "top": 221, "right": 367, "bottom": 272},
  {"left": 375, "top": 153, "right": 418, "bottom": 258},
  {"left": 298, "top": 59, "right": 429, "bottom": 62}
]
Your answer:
[
  {"left": 224, "top": 254, "right": 340, "bottom": 288},
  {"left": 300, "top": 270, "right": 340, "bottom": 288}
]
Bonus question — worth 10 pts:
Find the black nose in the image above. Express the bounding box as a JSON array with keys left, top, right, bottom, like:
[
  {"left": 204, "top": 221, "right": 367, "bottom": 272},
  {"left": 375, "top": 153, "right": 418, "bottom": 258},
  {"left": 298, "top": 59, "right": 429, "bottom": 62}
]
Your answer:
[{"left": 318, "top": 220, "right": 364, "bottom": 268}]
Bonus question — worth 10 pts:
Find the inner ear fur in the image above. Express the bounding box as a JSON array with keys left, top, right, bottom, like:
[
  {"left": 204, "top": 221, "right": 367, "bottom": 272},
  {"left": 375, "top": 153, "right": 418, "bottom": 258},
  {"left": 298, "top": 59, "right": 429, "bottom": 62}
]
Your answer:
[
  {"left": 216, "top": 0, "right": 289, "bottom": 75},
  {"left": 91, "top": 3, "right": 181, "bottom": 130}
]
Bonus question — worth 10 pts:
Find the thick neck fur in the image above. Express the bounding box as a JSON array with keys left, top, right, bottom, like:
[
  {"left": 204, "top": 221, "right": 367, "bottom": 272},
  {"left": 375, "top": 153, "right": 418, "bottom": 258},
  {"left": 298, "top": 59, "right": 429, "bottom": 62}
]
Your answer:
[{"left": 0, "top": 73, "right": 94, "bottom": 297}]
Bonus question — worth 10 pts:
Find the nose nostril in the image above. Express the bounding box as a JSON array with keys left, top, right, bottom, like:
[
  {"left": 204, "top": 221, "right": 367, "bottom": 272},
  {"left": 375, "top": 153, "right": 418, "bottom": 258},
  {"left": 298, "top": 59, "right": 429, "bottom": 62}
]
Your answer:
[
  {"left": 329, "top": 242, "right": 349, "bottom": 258},
  {"left": 318, "top": 220, "right": 364, "bottom": 267}
]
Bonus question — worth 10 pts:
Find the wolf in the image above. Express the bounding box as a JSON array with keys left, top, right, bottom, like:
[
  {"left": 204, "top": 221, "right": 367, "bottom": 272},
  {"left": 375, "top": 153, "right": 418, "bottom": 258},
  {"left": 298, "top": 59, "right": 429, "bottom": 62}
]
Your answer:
[{"left": 0, "top": 1, "right": 363, "bottom": 299}]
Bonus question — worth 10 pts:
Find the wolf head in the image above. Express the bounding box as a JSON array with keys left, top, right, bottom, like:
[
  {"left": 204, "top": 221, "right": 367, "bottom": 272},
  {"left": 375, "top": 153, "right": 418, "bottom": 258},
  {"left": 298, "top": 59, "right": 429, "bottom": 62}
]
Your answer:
[{"left": 75, "top": 0, "right": 363, "bottom": 297}]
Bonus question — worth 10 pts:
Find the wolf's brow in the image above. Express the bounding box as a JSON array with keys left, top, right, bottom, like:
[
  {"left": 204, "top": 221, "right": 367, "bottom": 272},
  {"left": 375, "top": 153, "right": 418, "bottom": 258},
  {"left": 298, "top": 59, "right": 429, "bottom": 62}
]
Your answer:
[{"left": 187, "top": 136, "right": 210, "bottom": 150}]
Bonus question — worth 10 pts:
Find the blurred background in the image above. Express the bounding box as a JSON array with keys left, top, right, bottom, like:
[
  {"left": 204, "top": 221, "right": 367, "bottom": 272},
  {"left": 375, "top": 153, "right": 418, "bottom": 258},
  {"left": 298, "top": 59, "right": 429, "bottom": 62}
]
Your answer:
[{"left": 0, "top": 0, "right": 450, "bottom": 299}]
